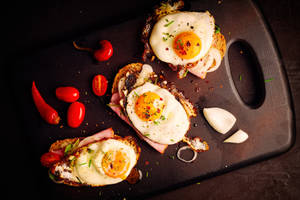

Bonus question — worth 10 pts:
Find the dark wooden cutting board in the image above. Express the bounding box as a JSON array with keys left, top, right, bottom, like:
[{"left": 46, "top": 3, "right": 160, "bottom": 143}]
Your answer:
[{"left": 10, "top": 0, "right": 294, "bottom": 199}]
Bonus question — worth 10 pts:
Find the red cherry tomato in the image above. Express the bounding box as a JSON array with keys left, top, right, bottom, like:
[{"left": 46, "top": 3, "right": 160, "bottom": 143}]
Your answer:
[
  {"left": 55, "top": 87, "right": 79, "bottom": 103},
  {"left": 92, "top": 75, "right": 108, "bottom": 96},
  {"left": 67, "top": 102, "right": 85, "bottom": 128},
  {"left": 93, "top": 40, "right": 113, "bottom": 61},
  {"left": 40, "top": 152, "right": 62, "bottom": 167}
]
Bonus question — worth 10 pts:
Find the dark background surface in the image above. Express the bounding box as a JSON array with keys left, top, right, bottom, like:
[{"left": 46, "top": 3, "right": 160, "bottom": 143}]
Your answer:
[{"left": 2, "top": 0, "right": 299, "bottom": 199}]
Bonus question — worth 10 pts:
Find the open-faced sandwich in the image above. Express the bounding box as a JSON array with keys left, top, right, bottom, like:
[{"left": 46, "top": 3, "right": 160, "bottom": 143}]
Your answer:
[
  {"left": 40, "top": 128, "right": 141, "bottom": 186},
  {"left": 108, "top": 63, "right": 208, "bottom": 154},
  {"left": 142, "top": 0, "right": 226, "bottom": 79}
]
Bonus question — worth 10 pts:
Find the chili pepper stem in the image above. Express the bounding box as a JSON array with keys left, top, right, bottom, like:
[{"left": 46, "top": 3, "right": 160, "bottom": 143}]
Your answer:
[
  {"left": 54, "top": 116, "right": 61, "bottom": 124},
  {"left": 73, "top": 41, "right": 93, "bottom": 52}
]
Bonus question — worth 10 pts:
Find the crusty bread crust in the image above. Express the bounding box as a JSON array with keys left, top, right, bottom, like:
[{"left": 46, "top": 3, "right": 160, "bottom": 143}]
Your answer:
[
  {"left": 49, "top": 138, "right": 80, "bottom": 152},
  {"left": 212, "top": 33, "right": 226, "bottom": 58},
  {"left": 111, "top": 63, "right": 143, "bottom": 94}
]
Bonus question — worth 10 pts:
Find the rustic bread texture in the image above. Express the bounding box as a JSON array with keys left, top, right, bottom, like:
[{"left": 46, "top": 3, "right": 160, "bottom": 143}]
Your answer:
[
  {"left": 111, "top": 63, "right": 143, "bottom": 94},
  {"left": 212, "top": 32, "right": 226, "bottom": 58}
]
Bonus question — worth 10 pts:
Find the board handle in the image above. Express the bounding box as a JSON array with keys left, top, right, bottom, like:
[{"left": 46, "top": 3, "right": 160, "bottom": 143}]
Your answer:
[{"left": 225, "top": 39, "right": 266, "bottom": 109}]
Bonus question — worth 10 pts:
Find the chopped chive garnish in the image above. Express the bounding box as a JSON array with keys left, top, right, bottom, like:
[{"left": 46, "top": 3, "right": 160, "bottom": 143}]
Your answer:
[
  {"left": 178, "top": 39, "right": 183, "bottom": 46},
  {"left": 88, "top": 159, "right": 92, "bottom": 168},
  {"left": 48, "top": 171, "right": 58, "bottom": 182},
  {"left": 79, "top": 162, "right": 87, "bottom": 166},
  {"left": 265, "top": 78, "right": 273, "bottom": 82},
  {"left": 239, "top": 75, "right": 242, "bottom": 81},
  {"left": 154, "top": 120, "right": 160, "bottom": 125},
  {"left": 76, "top": 176, "right": 82, "bottom": 184},
  {"left": 73, "top": 138, "right": 80, "bottom": 149},
  {"left": 154, "top": 77, "right": 158, "bottom": 85},
  {"left": 146, "top": 171, "right": 149, "bottom": 178},
  {"left": 215, "top": 25, "right": 220, "bottom": 33},
  {"left": 134, "top": 91, "right": 139, "bottom": 97},
  {"left": 71, "top": 156, "right": 76, "bottom": 166},
  {"left": 162, "top": 32, "right": 174, "bottom": 41},
  {"left": 64, "top": 139, "right": 80, "bottom": 156},
  {"left": 144, "top": 133, "right": 150, "bottom": 137},
  {"left": 160, "top": 115, "right": 166, "bottom": 120},
  {"left": 164, "top": 20, "right": 174, "bottom": 27},
  {"left": 64, "top": 143, "right": 72, "bottom": 156},
  {"left": 183, "top": 70, "right": 189, "bottom": 77}
]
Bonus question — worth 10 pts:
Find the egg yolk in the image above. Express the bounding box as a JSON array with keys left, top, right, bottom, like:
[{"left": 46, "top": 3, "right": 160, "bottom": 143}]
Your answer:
[
  {"left": 173, "top": 31, "right": 201, "bottom": 60},
  {"left": 135, "top": 91, "right": 165, "bottom": 121},
  {"left": 101, "top": 150, "right": 130, "bottom": 179}
]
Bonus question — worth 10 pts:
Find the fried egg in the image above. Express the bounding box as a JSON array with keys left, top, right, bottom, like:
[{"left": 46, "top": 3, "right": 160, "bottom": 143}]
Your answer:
[
  {"left": 52, "top": 136, "right": 140, "bottom": 186},
  {"left": 149, "top": 11, "right": 215, "bottom": 66},
  {"left": 126, "top": 82, "right": 190, "bottom": 145}
]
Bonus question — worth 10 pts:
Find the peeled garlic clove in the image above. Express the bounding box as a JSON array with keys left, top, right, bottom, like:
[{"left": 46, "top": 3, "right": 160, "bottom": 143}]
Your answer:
[
  {"left": 224, "top": 129, "right": 248, "bottom": 143},
  {"left": 203, "top": 107, "right": 236, "bottom": 134}
]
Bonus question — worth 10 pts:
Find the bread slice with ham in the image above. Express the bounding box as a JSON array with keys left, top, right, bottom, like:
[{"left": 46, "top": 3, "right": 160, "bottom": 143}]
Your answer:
[
  {"left": 108, "top": 63, "right": 197, "bottom": 154},
  {"left": 40, "top": 128, "right": 115, "bottom": 168}
]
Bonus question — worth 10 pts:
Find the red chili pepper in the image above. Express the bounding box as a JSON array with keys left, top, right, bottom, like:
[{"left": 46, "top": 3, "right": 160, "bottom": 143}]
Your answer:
[
  {"left": 93, "top": 40, "right": 113, "bottom": 61},
  {"left": 32, "top": 81, "right": 60, "bottom": 125},
  {"left": 73, "top": 40, "right": 113, "bottom": 62}
]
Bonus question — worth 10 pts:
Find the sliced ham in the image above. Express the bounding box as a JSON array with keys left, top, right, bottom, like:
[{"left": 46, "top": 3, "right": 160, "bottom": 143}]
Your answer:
[
  {"left": 78, "top": 128, "right": 115, "bottom": 148},
  {"left": 108, "top": 92, "right": 168, "bottom": 154},
  {"left": 135, "top": 131, "right": 168, "bottom": 154},
  {"left": 108, "top": 93, "right": 130, "bottom": 124}
]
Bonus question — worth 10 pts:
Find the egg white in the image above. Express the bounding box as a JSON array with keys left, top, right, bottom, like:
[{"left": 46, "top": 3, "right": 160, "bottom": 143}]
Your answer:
[
  {"left": 126, "top": 82, "right": 190, "bottom": 145},
  {"left": 150, "top": 11, "right": 215, "bottom": 66}
]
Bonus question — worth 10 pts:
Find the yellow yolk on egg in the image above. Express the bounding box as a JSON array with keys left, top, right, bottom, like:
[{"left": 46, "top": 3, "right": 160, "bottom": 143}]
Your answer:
[
  {"left": 101, "top": 150, "right": 130, "bottom": 179},
  {"left": 134, "top": 91, "right": 165, "bottom": 121},
  {"left": 173, "top": 31, "right": 202, "bottom": 60}
]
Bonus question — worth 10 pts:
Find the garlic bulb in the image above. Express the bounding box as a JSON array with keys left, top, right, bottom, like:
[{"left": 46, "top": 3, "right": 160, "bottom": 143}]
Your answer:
[
  {"left": 224, "top": 129, "right": 248, "bottom": 143},
  {"left": 203, "top": 107, "right": 236, "bottom": 134}
]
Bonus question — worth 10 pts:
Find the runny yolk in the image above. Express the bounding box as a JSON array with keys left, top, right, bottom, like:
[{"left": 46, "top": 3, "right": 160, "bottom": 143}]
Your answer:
[
  {"left": 101, "top": 150, "right": 130, "bottom": 179},
  {"left": 134, "top": 91, "right": 165, "bottom": 121},
  {"left": 173, "top": 31, "right": 202, "bottom": 60}
]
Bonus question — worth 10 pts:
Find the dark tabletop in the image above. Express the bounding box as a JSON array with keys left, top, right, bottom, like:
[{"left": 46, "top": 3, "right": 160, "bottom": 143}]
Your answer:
[{"left": 2, "top": 0, "right": 299, "bottom": 199}]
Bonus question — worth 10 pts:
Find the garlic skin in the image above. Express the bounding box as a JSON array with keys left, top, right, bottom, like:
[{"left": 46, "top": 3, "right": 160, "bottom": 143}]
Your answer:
[
  {"left": 203, "top": 107, "right": 236, "bottom": 134},
  {"left": 224, "top": 129, "right": 248, "bottom": 143}
]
